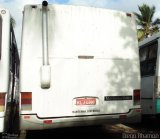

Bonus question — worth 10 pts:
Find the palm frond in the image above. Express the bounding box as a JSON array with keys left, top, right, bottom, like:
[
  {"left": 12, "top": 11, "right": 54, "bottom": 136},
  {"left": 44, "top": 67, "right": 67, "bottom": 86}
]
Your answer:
[
  {"left": 152, "top": 18, "right": 160, "bottom": 25},
  {"left": 11, "top": 16, "right": 16, "bottom": 28},
  {"left": 134, "top": 4, "right": 159, "bottom": 41},
  {"left": 137, "top": 29, "right": 145, "bottom": 41}
]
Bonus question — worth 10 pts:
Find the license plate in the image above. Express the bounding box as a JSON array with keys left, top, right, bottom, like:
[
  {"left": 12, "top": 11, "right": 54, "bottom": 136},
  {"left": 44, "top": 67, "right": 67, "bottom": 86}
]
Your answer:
[{"left": 76, "top": 98, "right": 96, "bottom": 105}]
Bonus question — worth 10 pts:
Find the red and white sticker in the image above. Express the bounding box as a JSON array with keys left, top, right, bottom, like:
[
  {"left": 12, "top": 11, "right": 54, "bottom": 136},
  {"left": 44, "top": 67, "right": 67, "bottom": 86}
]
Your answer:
[{"left": 75, "top": 98, "right": 96, "bottom": 105}]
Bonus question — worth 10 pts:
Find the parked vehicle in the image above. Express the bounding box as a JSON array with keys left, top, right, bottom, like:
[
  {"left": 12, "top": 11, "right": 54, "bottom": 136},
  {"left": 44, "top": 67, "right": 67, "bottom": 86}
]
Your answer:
[
  {"left": 19, "top": 1, "right": 141, "bottom": 131},
  {"left": 139, "top": 32, "right": 160, "bottom": 116},
  {"left": 0, "top": 8, "right": 19, "bottom": 133}
]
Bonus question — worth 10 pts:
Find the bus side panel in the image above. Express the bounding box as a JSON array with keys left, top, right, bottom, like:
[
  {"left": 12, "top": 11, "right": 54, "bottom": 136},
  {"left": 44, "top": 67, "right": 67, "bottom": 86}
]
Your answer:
[
  {"left": 156, "top": 39, "right": 160, "bottom": 114},
  {"left": 141, "top": 76, "right": 155, "bottom": 98},
  {"left": 141, "top": 100, "right": 155, "bottom": 115},
  {"left": 156, "top": 98, "right": 160, "bottom": 113},
  {"left": 0, "top": 9, "right": 10, "bottom": 133},
  {"left": 141, "top": 76, "right": 156, "bottom": 114}
]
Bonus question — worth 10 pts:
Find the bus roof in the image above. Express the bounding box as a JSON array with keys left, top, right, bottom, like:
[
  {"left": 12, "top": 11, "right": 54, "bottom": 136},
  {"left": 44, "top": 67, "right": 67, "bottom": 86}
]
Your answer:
[{"left": 139, "top": 32, "right": 160, "bottom": 47}]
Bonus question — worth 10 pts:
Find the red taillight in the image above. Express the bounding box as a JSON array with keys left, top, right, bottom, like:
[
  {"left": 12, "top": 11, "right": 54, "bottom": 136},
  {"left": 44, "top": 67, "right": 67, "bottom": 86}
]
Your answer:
[
  {"left": 0, "top": 93, "right": 6, "bottom": 112},
  {"left": 21, "top": 92, "right": 32, "bottom": 104},
  {"left": 134, "top": 108, "right": 141, "bottom": 113},
  {"left": 119, "top": 114, "right": 127, "bottom": 119},
  {"left": 133, "top": 89, "right": 140, "bottom": 105},
  {"left": 43, "top": 120, "right": 52, "bottom": 124},
  {"left": 0, "top": 93, "right": 5, "bottom": 105},
  {"left": 21, "top": 92, "right": 32, "bottom": 110},
  {"left": 24, "top": 115, "right": 30, "bottom": 119}
]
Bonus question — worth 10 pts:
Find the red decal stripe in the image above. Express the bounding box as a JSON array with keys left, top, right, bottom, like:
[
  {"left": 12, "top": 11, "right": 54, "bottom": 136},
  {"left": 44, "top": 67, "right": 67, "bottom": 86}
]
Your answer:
[
  {"left": 21, "top": 99, "right": 32, "bottom": 105},
  {"left": 0, "top": 93, "right": 5, "bottom": 105}
]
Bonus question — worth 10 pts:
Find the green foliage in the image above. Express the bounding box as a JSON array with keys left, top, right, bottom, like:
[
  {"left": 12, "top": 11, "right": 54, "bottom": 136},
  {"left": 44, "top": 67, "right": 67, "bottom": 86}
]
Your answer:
[{"left": 134, "top": 4, "right": 160, "bottom": 41}]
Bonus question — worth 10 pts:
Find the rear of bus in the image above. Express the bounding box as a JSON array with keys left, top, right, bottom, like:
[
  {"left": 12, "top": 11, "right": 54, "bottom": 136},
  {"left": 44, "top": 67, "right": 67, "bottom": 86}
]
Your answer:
[
  {"left": 0, "top": 9, "right": 10, "bottom": 133},
  {"left": 139, "top": 34, "right": 160, "bottom": 115},
  {"left": 20, "top": 2, "right": 141, "bottom": 130}
]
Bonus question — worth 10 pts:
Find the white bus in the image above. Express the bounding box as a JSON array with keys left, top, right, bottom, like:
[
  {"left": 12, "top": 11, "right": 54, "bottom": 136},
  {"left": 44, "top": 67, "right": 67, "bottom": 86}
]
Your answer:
[
  {"left": 139, "top": 33, "right": 160, "bottom": 116},
  {"left": 19, "top": 1, "right": 141, "bottom": 131},
  {"left": 0, "top": 8, "right": 19, "bottom": 133}
]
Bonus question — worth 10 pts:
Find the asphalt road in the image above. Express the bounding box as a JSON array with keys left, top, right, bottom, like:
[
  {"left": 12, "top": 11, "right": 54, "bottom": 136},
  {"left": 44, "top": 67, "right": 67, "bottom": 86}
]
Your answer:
[
  {"left": 25, "top": 116, "right": 160, "bottom": 139},
  {"left": 1, "top": 116, "right": 160, "bottom": 139},
  {"left": 26, "top": 125, "right": 121, "bottom": 139}
]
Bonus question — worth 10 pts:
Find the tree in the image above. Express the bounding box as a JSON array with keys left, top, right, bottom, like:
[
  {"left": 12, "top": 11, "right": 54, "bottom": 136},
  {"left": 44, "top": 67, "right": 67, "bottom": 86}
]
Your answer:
[{"left": 134, "top": 4, "right": 160, "bottom": 41}]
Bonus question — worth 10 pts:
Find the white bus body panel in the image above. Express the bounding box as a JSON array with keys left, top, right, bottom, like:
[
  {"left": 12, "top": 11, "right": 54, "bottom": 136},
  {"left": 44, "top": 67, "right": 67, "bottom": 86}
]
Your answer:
[
  {"left": 0, "top": 9, "right": 10, "bottom": 132},
  {"left": 20, "top": 4, "right": 141, "bottom": 129}
]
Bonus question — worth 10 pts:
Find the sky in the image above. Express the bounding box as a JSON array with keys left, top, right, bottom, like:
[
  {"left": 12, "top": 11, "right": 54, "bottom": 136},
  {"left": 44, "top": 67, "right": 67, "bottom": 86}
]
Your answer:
[{"left": 0, "top": 0, "right": 160, "bottom": 50}]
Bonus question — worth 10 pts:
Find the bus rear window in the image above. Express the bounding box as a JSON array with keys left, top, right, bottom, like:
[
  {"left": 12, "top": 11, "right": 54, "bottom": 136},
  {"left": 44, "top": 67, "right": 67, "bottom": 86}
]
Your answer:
[
  {"left": 139, "top": 41, "right": 158, "bottom": 77},
  {"left": 0, "top": 15, "right": 2, "bottom": 59}
]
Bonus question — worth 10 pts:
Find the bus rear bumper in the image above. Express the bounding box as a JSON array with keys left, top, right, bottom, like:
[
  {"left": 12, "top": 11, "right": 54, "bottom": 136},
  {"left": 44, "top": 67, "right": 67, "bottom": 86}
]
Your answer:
[
  {"left": 0, "top": 117, "right": 4, "bottom": 133},
  {"left": 20, "top": 108, "right": 141, "bottom": 130}
]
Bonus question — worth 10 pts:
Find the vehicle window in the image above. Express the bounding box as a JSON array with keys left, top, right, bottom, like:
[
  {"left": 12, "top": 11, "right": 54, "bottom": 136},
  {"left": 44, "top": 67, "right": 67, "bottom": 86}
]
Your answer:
[
  {"left": 140, "top": 41, "right": 158, "bottom": 77},
  {"left": 148, "top": 44, "right": 157, "bottom": 59},
  {"left": 140, "top": 47, "right": 148, "bottom": 62}
]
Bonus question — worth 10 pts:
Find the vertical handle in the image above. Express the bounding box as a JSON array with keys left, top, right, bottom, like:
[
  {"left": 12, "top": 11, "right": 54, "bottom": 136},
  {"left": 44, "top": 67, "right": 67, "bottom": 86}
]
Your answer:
[
  {"left": 42, "top": 1, "right": 49, "bottom": 65},
  {"left": 41, "top": 1, "right": 51, "bottom": 89}
]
